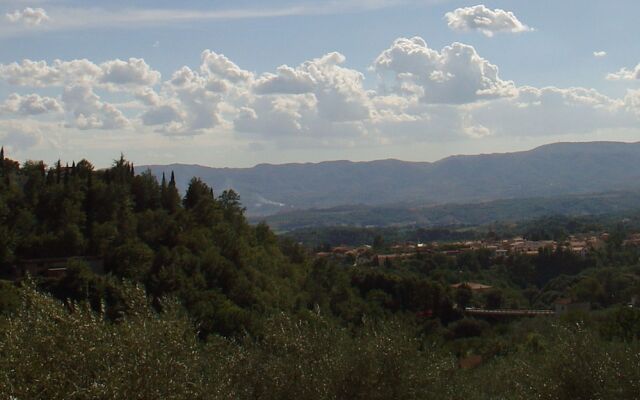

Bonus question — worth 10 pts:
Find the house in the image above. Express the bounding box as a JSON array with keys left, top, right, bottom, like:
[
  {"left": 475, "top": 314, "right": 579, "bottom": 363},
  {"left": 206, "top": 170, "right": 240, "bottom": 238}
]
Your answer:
[
  {"left": 623, "top": 233, "right": 640, "bottom": 247},
  {"left": 450, "top": 282, "right": 493, "bottom": 292},
  {"left": 12, "top": 256, "right": 104, "bottom": 279},
  {"left": 511, "top": 240, "right": 555, "bottom": 255},
  {"left": 331, "top": 246, "right": 353, "bottom": 255},
  {"left": 495, "top": 249, "right": 508, "bottom": 257},
  {"left": 390, "top": 243, "right": 414, "bottom": 253},
  {"left": 570, "top": 246, "right": 588, "bottom": 257},
  {"left": 554, "top": 298, "right": 590, "bottom": 315}
]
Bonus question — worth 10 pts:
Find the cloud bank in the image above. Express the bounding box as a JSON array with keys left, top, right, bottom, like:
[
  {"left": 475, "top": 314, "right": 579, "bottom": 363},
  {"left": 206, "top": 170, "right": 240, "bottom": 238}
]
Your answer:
[{"left": 0, "top": 36, "right": 638, "bottom": 153}]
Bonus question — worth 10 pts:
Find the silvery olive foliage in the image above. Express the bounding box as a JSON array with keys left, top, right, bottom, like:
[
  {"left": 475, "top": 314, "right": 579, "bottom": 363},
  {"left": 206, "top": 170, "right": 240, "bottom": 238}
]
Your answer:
[{"left": 2, "top": 283, "right": 640, "bottom": 400}]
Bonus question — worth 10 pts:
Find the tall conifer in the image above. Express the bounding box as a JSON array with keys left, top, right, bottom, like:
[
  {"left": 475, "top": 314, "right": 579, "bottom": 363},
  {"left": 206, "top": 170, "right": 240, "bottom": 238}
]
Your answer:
[
  {"left": 0, "top": 146, "right": 4, "bottom": 177},
  {"left": 162, "top": 171, "right": 180, "bottom": 213},
  {"left": 64, "top": 163, "right": 69, "bottom": 185},
  {"left": 55, "top": 160, "right": 62, "bottom": 184}
]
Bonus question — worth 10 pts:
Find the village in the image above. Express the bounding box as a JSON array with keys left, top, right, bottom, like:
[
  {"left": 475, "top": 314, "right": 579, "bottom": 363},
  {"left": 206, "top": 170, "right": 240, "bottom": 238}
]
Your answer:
[
  {"left": 316, "top": 232, "right": 640, "bottom": 322},
  {"left": 316, "top": 231, "right": 640, "bottom": 267}
]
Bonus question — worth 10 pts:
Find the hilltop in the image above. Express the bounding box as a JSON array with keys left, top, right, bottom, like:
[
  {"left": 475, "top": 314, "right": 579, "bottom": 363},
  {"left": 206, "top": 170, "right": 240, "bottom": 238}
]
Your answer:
[{"left": 140, "top": 141, "right": 640, "bottom": 216}]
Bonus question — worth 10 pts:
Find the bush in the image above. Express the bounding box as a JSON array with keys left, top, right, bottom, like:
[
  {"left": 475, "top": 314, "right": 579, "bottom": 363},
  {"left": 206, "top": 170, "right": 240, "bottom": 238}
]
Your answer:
[
  {"left": 0, "top": 281, "right": 208, "bottom": 399},
  {"left": 448, "top": 318, "right": 488, "bottom": 339},
  {"left": 2, "top": 284, "right": 640, "bottom": 400}
]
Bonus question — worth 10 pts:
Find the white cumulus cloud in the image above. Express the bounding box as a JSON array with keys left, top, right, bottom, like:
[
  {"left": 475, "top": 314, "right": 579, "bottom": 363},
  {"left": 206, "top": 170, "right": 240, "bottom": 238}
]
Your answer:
[
  {"left": 373, "top": 37, "right": 516, "bottom": 104},
  {"left": 0, "top": 35, "right": 638, "bottom": 148},
  {"left": 625, "top": 89, "right": 640, "bottom": 115},
  {"left": 236, "top": 51, "right": 374, "bottom": 141},
  {"left": 200, "top": 50, "right": 253, "bottom": 83},
  {"left": 100, "top": 58, "right": 161, "bottom": 88},
  {"left": 593, "top": 51, "right": 607, "bottom": 58},
  {"left": 62, "top": 85, "right": 130, "bottom": 130},
  {"left": 470, "top": 86, "right": 631, "bottom": 138},
  {"left": 445, "top": 5, "right": 532, "bottom": 37},
  {"left": 0, "top": 93, "right": 62, "bottom": 115},
  {"left": 6, "top": 7, "right": 50, "bottom": 26},
  {"left": 0, "top": 58, "right": 161, "bottom": 89},
  {"left": 607, "top": 63, "right": 640, "bottom": 81}
]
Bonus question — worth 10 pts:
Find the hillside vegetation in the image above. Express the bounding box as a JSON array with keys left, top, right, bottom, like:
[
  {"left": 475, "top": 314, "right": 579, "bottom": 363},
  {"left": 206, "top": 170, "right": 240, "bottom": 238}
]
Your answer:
[
  {"left": 2, "top": 151, "right": 640, "bottom": 399},
  {"left": 260, "top": 190, "right": 640, "bottom": 232}
]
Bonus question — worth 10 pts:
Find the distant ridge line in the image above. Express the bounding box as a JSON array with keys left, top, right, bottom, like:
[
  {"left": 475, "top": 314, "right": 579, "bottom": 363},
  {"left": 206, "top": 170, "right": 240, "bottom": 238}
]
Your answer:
[{"left": 138, "top": 141, "right": 640, "bottom": 217}]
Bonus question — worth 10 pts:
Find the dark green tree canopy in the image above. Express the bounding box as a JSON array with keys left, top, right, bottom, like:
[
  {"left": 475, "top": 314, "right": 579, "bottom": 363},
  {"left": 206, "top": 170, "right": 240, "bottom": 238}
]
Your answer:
[{"left": 183, "top": 177, "right": 214, "bottom": 210}]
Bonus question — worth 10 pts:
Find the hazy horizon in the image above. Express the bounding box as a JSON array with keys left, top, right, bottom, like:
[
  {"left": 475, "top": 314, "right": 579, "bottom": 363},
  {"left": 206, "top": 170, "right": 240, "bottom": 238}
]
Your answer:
[
  {"left": 1, "top": 1, "right": 640, "bottom": 168},
  {"left": 1, "top": 139, "right": 638, "bottom": 170}
]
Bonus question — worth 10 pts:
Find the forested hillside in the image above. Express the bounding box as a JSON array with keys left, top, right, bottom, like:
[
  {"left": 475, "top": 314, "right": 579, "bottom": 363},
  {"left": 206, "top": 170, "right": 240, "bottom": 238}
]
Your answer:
[
  {"left": 0, "top": 151, "right": 310, "bottom": 336},
  {"left": 260, "top": 190, "right": 640, "bottom": 231},
  {"left": 2, "top": 150, "right": 640, "bottom": 399},
  {"left": 0, "top": 151, "right": 472, "bottom": 337}
]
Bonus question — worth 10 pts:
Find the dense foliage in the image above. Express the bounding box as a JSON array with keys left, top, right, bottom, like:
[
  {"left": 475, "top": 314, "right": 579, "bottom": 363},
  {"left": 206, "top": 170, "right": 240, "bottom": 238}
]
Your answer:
[
  {"left": 2, "top": 151, "right": 640, "bottom": 399},
  {"left": 0, "top": 153, "right": 307, "bottom": 337},
  {"left": 2, "top": 283, "right": 640, "bottom": 400}
]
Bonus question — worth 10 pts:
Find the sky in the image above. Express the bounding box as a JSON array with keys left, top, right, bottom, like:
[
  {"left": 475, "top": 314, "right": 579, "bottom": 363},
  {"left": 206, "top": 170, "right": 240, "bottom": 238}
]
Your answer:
[{"left": 0, "top": 0, "right": 639, "bottom": 168}]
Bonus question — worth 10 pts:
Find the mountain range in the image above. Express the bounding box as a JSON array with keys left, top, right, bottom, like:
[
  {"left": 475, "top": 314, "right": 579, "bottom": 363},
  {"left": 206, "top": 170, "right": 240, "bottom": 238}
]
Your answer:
[{"left": 139, "top": 141, "right": 640, "bottom": 217}]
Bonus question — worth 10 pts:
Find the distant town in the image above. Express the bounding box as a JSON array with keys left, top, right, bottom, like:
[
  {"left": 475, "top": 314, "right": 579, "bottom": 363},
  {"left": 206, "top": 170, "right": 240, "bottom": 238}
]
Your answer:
[{"left": 317, "top": 232, "right": 640, "bottom": 267}]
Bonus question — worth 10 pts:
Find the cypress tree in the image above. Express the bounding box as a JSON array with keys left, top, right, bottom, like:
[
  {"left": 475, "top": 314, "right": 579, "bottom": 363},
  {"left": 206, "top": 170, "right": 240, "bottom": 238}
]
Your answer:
[
  {"left": 64, "top": 163, "right": 69, "bottom": 185},
  {"left": 160, "top": 172, "right": 167, "bottom": 210},
  {"left": 2, "top": 149, "right": 9, "bottom": 186},
  {"left": 0, "top": 146, "right": 4, "bottom": 177},
  {"left": 162, "top": 171, "right": 181, "bottom": 213},
  {"left": 55, "top": 160, "right": 62, "bottom": 184}
]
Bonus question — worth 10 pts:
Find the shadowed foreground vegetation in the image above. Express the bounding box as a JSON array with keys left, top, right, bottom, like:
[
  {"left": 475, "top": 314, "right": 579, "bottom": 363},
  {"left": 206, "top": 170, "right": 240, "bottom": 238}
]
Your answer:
[{"left": 2, "top": 282, "right": 640, "bottom": 400}]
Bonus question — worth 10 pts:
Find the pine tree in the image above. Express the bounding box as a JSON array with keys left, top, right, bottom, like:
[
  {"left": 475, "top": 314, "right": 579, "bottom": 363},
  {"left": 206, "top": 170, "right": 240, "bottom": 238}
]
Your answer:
[
  {"left": 0, "top": 146, "right": 4, "bottom": 177},
  {"left": 183, "top": 177, "right": 213, "bottom": 209}
]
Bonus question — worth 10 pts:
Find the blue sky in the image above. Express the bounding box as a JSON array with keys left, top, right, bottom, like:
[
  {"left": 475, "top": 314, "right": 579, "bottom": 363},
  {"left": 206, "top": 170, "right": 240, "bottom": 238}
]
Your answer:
[{"left": 1, "top": 0, "right": 639, "bottom": 167}]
